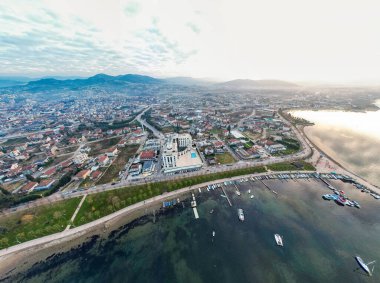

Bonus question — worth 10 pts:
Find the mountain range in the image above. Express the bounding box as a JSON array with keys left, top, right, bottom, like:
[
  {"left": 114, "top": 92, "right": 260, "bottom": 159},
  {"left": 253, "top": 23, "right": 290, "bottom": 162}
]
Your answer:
[
  {"left": 0, "top": 74, "right": 298, "bottom": 90},
  {"left": 215, "top": 79, "right": 298, "bottom": 89}
]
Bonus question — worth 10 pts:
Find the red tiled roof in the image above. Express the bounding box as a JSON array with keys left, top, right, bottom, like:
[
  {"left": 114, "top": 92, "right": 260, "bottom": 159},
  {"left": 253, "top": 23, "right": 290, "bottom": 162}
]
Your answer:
[
  {"left": 21, "top": 182, "right": 38, "bottom": 192},
  {"left": 76, "top": 169, "right": 90, "bottom": 178},
  {"left": 98, "top": 155, "right": 109, "bottom": 162},
  {"left": 140, "top": 150, "right": 155, "bottom": 160},
  {"left": 44, "top": 167, "right": 56, "bottom": 176}
]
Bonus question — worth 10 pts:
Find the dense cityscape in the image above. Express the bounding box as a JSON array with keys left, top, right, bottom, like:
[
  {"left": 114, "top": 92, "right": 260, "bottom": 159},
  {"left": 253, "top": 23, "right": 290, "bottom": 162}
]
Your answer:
[{"left": 1, "top": 0, "right": 380, "bottom": 282}]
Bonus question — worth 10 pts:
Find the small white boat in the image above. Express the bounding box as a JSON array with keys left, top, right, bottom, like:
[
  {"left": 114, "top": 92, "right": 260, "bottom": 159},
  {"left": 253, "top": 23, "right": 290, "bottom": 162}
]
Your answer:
[
  {"left": 238, "top": 209, "right": 245, "bottom": 221},
  {"left": 212, "top": 231, "right": 215, "bottom": 237},
  {"left": 236, "top": 190, "right": 241, "bottom": 196},
  {"left": 248, "top": 189, "right": 251, "bottom": 194},
  {"left": 274, "top": 234, "right": 283, "bottom": 246},
  {"left": 355, "top": 256, "right": 376, "bottom": 276},
  {"left": 250, "top": 195, "right": 254, "bottom": 199}
]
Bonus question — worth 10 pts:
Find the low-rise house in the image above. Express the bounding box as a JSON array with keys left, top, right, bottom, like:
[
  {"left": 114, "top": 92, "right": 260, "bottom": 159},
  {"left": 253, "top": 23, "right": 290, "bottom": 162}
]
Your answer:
[
  {"left": 74, "top": 169, "right": 91, "bottom": 180},
  {"left": 73, "top": 153, "right": 88, "bottom": 165},
  {"left": 34, "top": 179, "right": 56, "bottom": 191},
  {"left": 90, "top": 170, "right": 102, "bottom": 180},
  {"left": 20, "top": 181, "right": 38, "bottom": 193},
  {"left": 41, "top": 167, "right": 56, "bottom": 178},
  {"left": 129, "top": 163, "right": 142, "bottom": 176},
  {"left": 265, "top": 143, "right": 286, "bottom": 154},
  {"left": 97, "top": 155, "right": 109, "bottom": 166},
  {"left": 106, "top": 147, "right": 118, "bottom": 157}
]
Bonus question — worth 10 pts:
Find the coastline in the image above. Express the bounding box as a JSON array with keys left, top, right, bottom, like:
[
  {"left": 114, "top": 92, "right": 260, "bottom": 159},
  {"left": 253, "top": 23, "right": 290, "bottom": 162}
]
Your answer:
[
  {"left": 0, "top": 170, "right": 314, "bottom": 280},
  {"left": 299, "top": 125, "right": 380, "bottom": 192},
  {"left": 2, "top": 106, "right": 380, "bottom": 280}
]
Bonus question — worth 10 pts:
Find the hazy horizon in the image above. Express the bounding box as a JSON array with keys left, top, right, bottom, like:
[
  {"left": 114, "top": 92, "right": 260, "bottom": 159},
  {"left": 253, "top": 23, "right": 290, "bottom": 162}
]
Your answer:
[{"left": 1, "top": 0, "right": 380, "bottom": 84}]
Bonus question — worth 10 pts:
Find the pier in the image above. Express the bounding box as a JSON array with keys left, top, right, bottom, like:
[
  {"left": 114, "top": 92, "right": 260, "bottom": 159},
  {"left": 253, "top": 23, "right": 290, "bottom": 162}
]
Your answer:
[
  {"left": 191, "top": 193, "right": 199, "bottom": 219},
  {"left": 260, "top": 180, "right": 278, "bottom": 196},
  {"left": 221, "top": 186, "right": 232, "bottom": 207},
  {"left": 260, "top": 180, "right": 271, "bottom": 191}
]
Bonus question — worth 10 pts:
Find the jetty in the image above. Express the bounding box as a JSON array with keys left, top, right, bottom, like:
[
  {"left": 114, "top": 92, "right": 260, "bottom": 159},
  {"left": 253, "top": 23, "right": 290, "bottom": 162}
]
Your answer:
[
  {"left": 221, "top": 186, "right": 232, "bottom": 207},
  {"left": 191, "top": 193, "right": 199, "bottom": 219}
]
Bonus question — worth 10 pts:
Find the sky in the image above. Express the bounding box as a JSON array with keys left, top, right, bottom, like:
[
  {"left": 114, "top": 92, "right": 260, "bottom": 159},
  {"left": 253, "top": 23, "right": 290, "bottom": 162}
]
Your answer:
[{"left": 1, "top": 0, "right": 380, "bottom": 83}]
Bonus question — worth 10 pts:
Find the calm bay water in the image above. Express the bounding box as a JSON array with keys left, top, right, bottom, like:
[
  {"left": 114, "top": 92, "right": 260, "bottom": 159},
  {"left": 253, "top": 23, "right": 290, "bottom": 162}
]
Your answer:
[
  {"left": 15, "top": 179, "right": 380, "bottom": 283},
  {"left": 291, "top": 102, "right": 380, "bottom": 186}
]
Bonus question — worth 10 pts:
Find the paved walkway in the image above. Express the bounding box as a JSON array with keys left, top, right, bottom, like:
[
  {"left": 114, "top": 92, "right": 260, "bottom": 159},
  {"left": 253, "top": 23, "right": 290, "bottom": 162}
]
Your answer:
[
  {"left": 65, "top": 194, "right": 87, "bottom": 231},
  {"left": 0, "top": 170, "right": 315, "bottom": 258}
]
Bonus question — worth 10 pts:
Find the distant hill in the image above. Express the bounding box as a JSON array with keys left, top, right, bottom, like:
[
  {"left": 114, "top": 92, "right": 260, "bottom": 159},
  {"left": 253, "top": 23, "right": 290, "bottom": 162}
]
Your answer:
[
  {"left": 22, "top": 73, "right": 164, "bottom": 91},
  {"left": 0, "top": 76, "right": 31, "bottom": 87},
  {"left": 164, "top": 76, "right": 214, "bottom": 86},
  {"left": 215, "top": 79, "right": 298, "bottom": 89}
]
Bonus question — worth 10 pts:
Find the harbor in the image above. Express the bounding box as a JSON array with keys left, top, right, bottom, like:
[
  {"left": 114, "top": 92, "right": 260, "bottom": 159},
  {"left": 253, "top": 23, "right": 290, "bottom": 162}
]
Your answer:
[{"left": 4, "top": 174, "right": 380, "bottom": 283}]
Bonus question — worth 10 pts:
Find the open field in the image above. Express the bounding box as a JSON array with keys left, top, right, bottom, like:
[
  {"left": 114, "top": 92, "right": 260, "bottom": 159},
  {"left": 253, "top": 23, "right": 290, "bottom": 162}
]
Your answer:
[
  {"left": 96, "top": 145, "right": 139, "bottom": 185},
  {"left": 0, "top": 197, "right": 80, "bottom": 249},
  {"left": 243, "top": 131, "right": 261, "bottom": 141},
  {"left": 88, "top": 137, "right": 122, "bottom": 157},
  {"left": 57, "top": 145, "right": 79, "bottom": 155},
  {"left": 1, "top": 137, "right": 29, "bottom": 146},
  {"left": 214, "top": 152, "right": 235, "bottom": 164},
  {"left": 267, "top": 161, "right": 315, "bottom": 172}
]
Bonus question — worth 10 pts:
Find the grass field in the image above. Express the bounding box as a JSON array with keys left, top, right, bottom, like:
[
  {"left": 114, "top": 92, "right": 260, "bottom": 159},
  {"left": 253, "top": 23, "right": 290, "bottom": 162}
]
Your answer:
[
  {"left": 75, "top": 165, "right": 268, "bottom": 226},
  {"left": 267, "top": 161, "right": 315, "bottom": 172},
  {"left": 96, "top": 145, "right": 139, "bottom": 185},
  {"left": 88, "top": 137, "right": 122, "bottom": 157},
  {"left": 0, "top": 197, "right": 80, "bottom": 249},
  {"left": 214, "top": 152, "right": 235, "bottom": 164},
  {"left": 1, "top": 137, "right": 29, "bottom": 146}
]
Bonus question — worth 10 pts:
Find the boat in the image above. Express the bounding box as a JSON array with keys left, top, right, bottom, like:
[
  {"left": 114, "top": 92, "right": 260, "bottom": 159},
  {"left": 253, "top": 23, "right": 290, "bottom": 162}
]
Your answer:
[
  {"left": 352, "top": 200, "right": 361, "bottom": 209},
  {"left": 322, "top": 194, "right": 335, "bottom": 200},
  {"left": 355, "top": 256, "right": 376, "bottom": 276},
  {"left": 236, "top": 190, "right": 241, "bottom": 196},
  {"left": 250, "top": 195, "right": 254, "bottom": 199},
  {"left": 209, "top": 209, "right": 214, "bottom": 214},
  {"left": 248, "top": 189, "right": 251, "bottom": 194},
  {"left": 237, "top": 209, "right": 245, "bottom": 221},
  {"left": 212, "top": 231, "right": 215, "bottom": 237},
  {"left": 274, "top": 234, "right": 283, "bottom": 246},
  {"left": 335, "top": 196, "right": 347, "bottom": 206}
]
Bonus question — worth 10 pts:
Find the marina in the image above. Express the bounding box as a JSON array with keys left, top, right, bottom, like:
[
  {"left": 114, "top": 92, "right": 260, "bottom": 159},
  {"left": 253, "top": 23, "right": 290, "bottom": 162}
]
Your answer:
[{"left": 7, "top": 175, "right": 380, "bottom": 283}]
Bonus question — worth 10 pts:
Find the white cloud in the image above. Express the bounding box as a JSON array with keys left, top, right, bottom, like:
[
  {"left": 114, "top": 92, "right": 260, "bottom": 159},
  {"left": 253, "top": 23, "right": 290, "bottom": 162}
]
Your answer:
[{"left": 0, "top": 0, "right": 379, "bottom": 82}]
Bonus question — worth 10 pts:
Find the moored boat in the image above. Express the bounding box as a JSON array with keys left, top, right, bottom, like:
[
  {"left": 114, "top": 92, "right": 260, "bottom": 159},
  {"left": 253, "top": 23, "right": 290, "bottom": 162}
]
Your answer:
[
  {"left": 237, "top": 209, "right": 245, "bottom": 221},
  {"left": 274, "top": 234, "right": 283, "bottom": 246}
]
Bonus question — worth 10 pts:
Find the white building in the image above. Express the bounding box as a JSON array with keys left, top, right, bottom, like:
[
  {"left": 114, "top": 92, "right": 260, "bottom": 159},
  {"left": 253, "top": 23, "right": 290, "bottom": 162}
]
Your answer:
[
  {"left": 73, "top": 153, "right": 88, "bottom": 164},
  {"left": 162, "top": 133, "right": 203, "bottom": 174}
]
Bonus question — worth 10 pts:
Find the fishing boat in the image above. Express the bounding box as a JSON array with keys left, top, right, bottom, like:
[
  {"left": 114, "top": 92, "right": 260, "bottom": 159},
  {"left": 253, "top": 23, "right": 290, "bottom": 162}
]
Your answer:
[
  {"left": 237, "top": 209, "right": 245, "bottom": 221},
  {"left": 274, "top": 234, "right": 283, "bottom": 246},
  {"left": 355, "top": 256, "right": 376, "bottom": 276}
]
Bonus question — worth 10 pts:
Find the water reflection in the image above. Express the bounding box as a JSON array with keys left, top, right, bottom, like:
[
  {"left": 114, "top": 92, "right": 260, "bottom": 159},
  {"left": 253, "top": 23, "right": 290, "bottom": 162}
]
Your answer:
[{"left": 292, "top": 102, "right": 380, "bottom": 186}]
